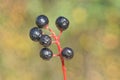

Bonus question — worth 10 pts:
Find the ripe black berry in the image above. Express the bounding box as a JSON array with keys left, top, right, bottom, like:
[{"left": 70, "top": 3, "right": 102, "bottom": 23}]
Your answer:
[
  {"left": 39, "top": 34, "right": 52, "bottom": 47},
  {"left": 29, "top": 27, "right": 42, "bottom": 41},
  {"left": 56, "top": 16, "right": 69, "bottom": 31},
  {"left": 61, "top": 47, "right": 74, "bottom": 59},
  {"left": 40, "top": 48, "right": 53, "bottom": 60},
  {"left": 36, "top": 15, "right": 49, "bottom": 28}
]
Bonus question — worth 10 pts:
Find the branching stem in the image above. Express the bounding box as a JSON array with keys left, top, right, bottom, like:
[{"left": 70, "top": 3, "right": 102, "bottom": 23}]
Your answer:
[{"left": 45, "top": 25, "right": 67, "bottom": 80}]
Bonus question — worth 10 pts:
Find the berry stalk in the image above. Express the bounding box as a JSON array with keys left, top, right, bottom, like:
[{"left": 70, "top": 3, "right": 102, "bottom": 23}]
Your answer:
[{"left": 45, "top": 25, "right": 67, "bottom": 80}]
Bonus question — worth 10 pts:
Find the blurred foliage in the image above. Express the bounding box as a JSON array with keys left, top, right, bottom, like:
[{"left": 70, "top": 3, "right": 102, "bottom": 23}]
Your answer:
[{"left": 0, "top": 0, "right": 120, "bottom": 80}]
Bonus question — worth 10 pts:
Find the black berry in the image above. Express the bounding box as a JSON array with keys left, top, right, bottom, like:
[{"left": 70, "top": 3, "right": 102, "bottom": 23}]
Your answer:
[
  {"left": 61, "top": 47, "right": 74, "bottom": 59},
  {"left": 36, "top": 15, "right": 49, "bottom": 28},
  {"left": 39, "top": 34, "right": 52, "bottom": 47},
  {"left": 56, "top": 16, "right": 69, "bottom": 31},
  {"left": 40, "top": 48, "right": 53, "bottom": 60},
  {"left": 29, "top": 27, "right": 42, "bottom": 42}
]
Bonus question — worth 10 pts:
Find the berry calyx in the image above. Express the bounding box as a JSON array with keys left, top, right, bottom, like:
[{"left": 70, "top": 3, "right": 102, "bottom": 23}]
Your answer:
[
  {"left": 29, "top": 27, "right": 42, "bottom": 42},
  {"left": 39, "top": 34, "right": 52, "bottom": 47},
  {"left": 36, "top": 15, "right": 49, "bottom": 28},
  {"left": 56, "top": 16, "right": 69, "bottom": 31},
  {"left": 40, "top": 48, "right": 53, "bottom": 60},
  {"left": 61, "top": 47, "right": 74, "bottom": 59}
]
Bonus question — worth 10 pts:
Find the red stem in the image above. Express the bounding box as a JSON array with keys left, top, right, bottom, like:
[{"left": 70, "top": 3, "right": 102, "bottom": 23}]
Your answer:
[{"left": 45, "top": 26, "right": 67, "bottom": 80}]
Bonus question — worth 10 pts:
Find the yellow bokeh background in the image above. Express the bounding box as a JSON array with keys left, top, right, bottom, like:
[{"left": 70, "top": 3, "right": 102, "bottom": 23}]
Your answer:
[{"left": 0, "top": 0, "right": 120, "bottom": 80}]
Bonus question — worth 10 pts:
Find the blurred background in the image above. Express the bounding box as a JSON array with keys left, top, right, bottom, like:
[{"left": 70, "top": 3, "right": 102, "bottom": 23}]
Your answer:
[{"left": 0, "top": 0, "right": 120, "bottom": 80}]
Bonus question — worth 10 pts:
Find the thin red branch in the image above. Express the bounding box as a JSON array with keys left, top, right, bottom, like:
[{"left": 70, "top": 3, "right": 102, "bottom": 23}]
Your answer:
[{"left": 45, "top": 25, "right": 67, "bottom": 80}]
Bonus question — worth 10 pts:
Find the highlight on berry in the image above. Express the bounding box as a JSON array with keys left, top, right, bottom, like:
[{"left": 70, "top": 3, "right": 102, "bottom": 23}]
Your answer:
[
  {"left": 36, "top": 15, "right": 49, "bottom": 28},
  {"left": 40, "top": 48, "right": 53, "bottom": 60},
  {"left": 61, "top": 47, "right": 74, "bottom": 59},
  {"left": 56, "top": 16, "right": 69, "bottom": 31},
  {"left": 39, "top": 34, "right": 52, "bottom": 47},
  {"left": 29, "top": 27, "right": 42, "bottom": 42}
]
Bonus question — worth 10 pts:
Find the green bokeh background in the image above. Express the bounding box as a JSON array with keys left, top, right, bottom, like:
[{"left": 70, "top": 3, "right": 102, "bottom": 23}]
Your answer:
[{"left": 0, "top": 0, "right": 120, "bottom": 80}]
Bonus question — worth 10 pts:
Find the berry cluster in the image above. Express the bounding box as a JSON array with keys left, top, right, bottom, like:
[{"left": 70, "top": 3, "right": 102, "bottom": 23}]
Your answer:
[{"left": 29, "top": 15, "right": 74, "bottom": 80}]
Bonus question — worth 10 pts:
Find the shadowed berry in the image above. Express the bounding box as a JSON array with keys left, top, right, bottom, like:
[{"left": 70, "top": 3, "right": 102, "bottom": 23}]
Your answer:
[
  {"left": 40, "top": 48, "right": 53, "bottom": 60},
  {"left": 61, "top": 47, "right": 74, "bottom": 59},
  {"left": 56, "top": 16, "right": 69, "bottom": 31},
  {"left": 36, "top": 15, "right": 49, "bottom": 28},
  {"left": 29, "top": 27, "right": 42, "bottom": 41},
  {"left": 39, "top": 34, "right": 52, "bottom": 47}
]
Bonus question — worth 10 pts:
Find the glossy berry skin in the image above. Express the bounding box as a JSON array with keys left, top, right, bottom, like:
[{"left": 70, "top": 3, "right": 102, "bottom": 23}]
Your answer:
[
  {"left": 39, "top": 34, "right": 52, "bottom": 47},
  {"left": 40, "top": 48, "right": 53, "bottom": 60},
  {"left": 29, "top": 27, "right": 42, "bottom": 42},
  {"left": 56, "top": 16, "right": 69, "bottom": 31},
  {"left": 61, "top": 47, "right": 74, "bottom": 59},
  {"left": 36, "top": 15, "right": 49, "bottom": 28}
]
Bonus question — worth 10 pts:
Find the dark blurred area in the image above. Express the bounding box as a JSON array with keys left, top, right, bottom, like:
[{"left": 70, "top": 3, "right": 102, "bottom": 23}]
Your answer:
[{"left": 0, "top": 0, "right": 120, "bottom": 80}]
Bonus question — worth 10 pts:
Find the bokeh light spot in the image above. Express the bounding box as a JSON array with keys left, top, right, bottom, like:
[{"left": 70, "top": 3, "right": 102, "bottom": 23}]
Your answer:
[
  {"left": 102, "top": 33, "right": 119, "bottom": 49},
  {"left": 72, "top": 7, "right": 87, "bottom": 24}
]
